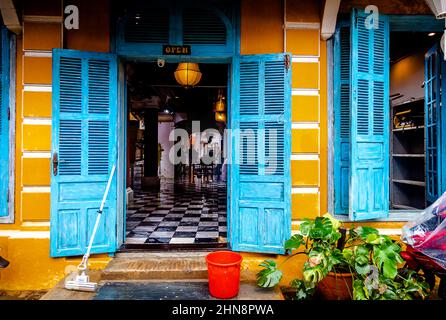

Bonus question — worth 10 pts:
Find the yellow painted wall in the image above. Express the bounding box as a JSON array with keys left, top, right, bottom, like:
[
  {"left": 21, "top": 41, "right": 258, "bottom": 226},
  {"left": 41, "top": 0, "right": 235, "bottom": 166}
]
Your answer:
[{"left": 0, "top": 0, "right": 112, "bottom": 291}]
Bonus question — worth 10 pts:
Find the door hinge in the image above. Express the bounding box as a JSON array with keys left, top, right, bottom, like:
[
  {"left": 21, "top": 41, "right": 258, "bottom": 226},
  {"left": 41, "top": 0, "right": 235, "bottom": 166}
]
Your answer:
[
  {"left": 7, "top": 107, "right": 10, "bottom": 120},
  {"left": 285, "top": 54, "right": 291, "bottom": 71}
]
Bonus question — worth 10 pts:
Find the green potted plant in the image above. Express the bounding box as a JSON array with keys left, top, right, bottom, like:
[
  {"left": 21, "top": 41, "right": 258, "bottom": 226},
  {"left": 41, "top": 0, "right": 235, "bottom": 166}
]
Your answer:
[{"left": 256, "top": 215, "right": 431, "bottom": 300}]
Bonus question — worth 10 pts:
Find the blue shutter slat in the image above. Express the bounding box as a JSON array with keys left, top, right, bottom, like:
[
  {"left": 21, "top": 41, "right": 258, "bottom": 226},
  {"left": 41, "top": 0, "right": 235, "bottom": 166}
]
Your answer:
[
  {"left": 183, "top": 8, "right": 227, "bottom": 45},
  {"left": 231, "top": 54, "right": 291, "bottom": 254},
  {"left": 265, "top": 122, "right": 285, "bottom": 176},
  {"left": 0, "top": 24, "right": 9, "bottom": 218},
  {"left": 60, "top": 57, "right": 82, "bottom": 113},
  {"left": 124, "top": 8, "right": 170, "bottom": 44},
  {"left": 239, "top": 62, "right": 259, "bottom": 115},
  {"left": 88, "top": 60, "right": 110, "bottom": 114},
  {"left": 349, "top": 10, "right": 390, "bottom": 221},
  {"left": 265, "top": 61, "right": 286, "bottom": 115},
  {"left": 51, "top": 49, "right": 118, "bottom": 257},
  {"left": 334, "top": 21, "right": 351, "bottom": 215},
  {"left": 88, "top": 120, "right": 109, "bottom": 175},
  {"left": 59, "top": 120, "right": 82, "bottom": 175},
  {"left": 239, "top": 122, "right": 258, "bottom": 175}
]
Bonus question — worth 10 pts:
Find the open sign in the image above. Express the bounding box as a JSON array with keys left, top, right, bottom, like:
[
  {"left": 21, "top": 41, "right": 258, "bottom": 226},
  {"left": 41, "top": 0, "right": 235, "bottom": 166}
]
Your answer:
[{"left": 163, "top": 45, "right": 191, "bottom": 55}]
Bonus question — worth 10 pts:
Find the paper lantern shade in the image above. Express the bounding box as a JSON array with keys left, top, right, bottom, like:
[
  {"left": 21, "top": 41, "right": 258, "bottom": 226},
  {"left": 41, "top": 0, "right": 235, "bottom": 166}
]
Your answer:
[
  {"left": 214, "top": 100, "right": 226, "bottom": 112},
  {"left": 215, "top": 112, "right": 226, "bottom": 123},
  {"left": 174, "top": 63, "right": 202, "bottom": 88}
]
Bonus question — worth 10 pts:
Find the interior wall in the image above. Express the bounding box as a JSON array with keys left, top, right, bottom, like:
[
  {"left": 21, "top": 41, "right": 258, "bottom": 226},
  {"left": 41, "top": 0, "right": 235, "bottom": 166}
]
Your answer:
[
  {"left": 390, "top": 51, "right": 425, "bottom": 105},
  {"left": 158, "top": 122, "right": 175, "bottom": 179}
]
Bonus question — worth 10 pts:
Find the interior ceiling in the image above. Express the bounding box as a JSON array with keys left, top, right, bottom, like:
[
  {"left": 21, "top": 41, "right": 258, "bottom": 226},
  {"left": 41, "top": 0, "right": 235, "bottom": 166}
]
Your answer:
[
  {"left": 339, "top": 0, "right": 432, "bottom": 15},
  {"left": 127, "top": 62, "right": 228, "bottom": 127},
  {"left": 390, "top": 31, "right": 441, "bottom": 63}
]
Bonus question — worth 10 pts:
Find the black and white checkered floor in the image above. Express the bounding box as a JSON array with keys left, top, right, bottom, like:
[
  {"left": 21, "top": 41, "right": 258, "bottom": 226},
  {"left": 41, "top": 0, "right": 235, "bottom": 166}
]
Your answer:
[{"left": 125, "top": 180, "right": 227, "bottom": 246}]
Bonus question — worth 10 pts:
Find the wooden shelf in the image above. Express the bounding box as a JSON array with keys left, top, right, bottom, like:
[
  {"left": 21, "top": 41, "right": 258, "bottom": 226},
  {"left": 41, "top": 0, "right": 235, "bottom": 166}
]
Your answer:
[
  {"left": 392, "top": 97, "right": 424, "bottom": 108},
  {"left": 393, "top": 204, "right": 418, "bottom": 210},
  {"left": 393, "top": 179, "right": 426, "bottom": 187},
  {"left": 393, "top": 126, "right": 425, "bottom": 132},
  {"left": 392, "top": 154, "right": 424, "bottom": 158}
]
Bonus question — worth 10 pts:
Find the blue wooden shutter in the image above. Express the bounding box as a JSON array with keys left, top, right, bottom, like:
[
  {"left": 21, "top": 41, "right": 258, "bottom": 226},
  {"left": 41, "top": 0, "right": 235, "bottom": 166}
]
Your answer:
[
  {"left": 425, "top": 44, "right": 443, "bottom": 204},
  {"left": 349, "top": 9, "right": 390, "bottom": 221},
  {"left": 50, "top": 49, "right": 118, "bottom": 257},
  {"left": 124, "top": 7, "right": 170, "bottom": 44},
  {"left": 0, "top": 24, "right": 9, "bottom": 218},
  {"left": 231, "top": 54, "right": 291, "bottom": 254},
  {"left": 333, "top": 21, "right": 351, "bottom": 215},
  {"left": 182, "top": 8, "right": 227, "bottom": 45}
]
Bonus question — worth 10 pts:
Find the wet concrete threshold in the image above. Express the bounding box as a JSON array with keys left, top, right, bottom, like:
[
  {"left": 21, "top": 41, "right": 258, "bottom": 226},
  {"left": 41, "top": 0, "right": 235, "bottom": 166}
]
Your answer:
[{"left": 93, "top": 281, "right": 282, "bottom": 300}]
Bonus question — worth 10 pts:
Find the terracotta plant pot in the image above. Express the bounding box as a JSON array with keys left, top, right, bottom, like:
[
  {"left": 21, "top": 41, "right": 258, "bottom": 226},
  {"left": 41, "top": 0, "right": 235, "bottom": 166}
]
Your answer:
[{"left": 316, "top": 272, "right": 353, "bottom": 300}]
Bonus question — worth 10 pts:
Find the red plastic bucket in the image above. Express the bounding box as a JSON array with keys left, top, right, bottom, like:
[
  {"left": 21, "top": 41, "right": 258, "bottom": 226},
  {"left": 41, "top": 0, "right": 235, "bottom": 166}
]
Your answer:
[{"left": 206, "top": 251, "right": 243, "bottom": 299}]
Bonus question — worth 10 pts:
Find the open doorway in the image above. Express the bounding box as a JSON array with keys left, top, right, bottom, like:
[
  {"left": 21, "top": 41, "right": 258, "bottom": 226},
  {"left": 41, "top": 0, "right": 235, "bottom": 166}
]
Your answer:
[
  {"left": 389, "top": 31, "right": 442, "bottom": 210},
  {"left": 123, "top": 62, "right": 229, "bottom": 248}
]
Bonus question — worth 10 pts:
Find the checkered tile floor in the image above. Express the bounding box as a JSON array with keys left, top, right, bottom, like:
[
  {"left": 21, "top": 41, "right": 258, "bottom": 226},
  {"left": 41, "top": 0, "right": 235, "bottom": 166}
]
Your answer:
[{"left": 125, "top": 180, "right": 227, "bottom": 245}]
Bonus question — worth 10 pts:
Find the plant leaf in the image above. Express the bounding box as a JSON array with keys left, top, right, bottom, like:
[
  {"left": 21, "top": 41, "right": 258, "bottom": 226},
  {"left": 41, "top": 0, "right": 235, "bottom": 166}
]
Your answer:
[
  {"left": 256, "top": 260, "right": 283, "bottom": 288},
  {"left": 355, "top": 226, "right": 379, "bottom": 240},
  {"left": 299, "top": 219, "right": 312, "bottom": 237},
  {"left": 353, "top": 279, "right": 368, "bottom": 300},
  {"left": 309, "top": 217, "right": 333, "bottom": 239},
  {"left": 372, "top": 243, "right": 403, "bottom": 279}
]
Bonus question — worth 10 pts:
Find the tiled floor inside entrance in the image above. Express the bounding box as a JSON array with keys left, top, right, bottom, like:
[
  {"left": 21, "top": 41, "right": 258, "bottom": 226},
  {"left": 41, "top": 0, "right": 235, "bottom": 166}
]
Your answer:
[{"left": 125, "top": 179, "right": 227, "bottom": 245}]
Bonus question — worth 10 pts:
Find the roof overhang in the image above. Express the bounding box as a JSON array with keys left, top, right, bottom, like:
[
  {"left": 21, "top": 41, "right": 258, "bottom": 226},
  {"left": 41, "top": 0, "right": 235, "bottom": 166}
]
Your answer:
[
  {"left": 0, "top": 0, "right": 21, "bottom": 34},
  {"left": 321, "top": 0, "right": 341, "bottom": 40}
]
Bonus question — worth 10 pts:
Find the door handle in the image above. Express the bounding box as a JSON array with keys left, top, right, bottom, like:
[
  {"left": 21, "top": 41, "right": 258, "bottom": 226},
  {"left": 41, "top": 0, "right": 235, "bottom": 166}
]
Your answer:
[{"left": 52, "top": 152, "right": 59, "bottom": 176}]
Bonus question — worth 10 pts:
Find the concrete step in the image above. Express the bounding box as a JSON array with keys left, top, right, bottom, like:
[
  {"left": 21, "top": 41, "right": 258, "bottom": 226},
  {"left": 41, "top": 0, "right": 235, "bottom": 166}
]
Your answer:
[{"left": 102, "top": 252, "right": 211, "bottom": 281}]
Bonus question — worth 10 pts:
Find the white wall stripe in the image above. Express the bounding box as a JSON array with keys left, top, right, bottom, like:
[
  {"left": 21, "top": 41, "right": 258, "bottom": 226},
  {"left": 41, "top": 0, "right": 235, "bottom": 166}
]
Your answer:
[
  {"left": 291, "top": 154, "right": 319, "bottom": 161},
  {"left": 292, "top": 187, "right": 319, "bottom": 194},
  {"left": 23, "top": 15, "right": 63, "bottom": 23},
  {"left": 23, "top": 152, "right": 51, "bottom": 158},
  {"left": 292, "top": 123, "right": 319, "bottom": 129},
  {"left": 24, "top": 85, "right": 52, "bottom": 92},
  {"left": 0, "top": 231, "right": 50, "bottom": 239},
  {"left": 285, "top": 22, "right": 320, "bottom": 30},
  {"left": 292, "top": 89, "right": 319, "bottom": 96},
  {"left": 292, "top": 56, "right": 319, "bottom": 63},
  {"left": 21, "top": 222, "right": 51, "bottom": 228},
  {"left": 23, "top": 118, "right": 52, "bottom": 125},
  {"left": 376, "top": 229, "right": 402, "bottom": 236},
  {"left": 22, "top": 186, "right": 51, "bottom": 193},
  {"left": 24, "top": 51, "right": 52, "bottom": 58},
  {"left": 292, "top": 228, "right": 402, "bottom": 236}
]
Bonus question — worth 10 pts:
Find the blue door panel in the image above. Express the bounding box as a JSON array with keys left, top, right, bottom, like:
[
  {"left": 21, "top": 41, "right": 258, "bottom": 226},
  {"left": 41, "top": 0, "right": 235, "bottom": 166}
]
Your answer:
[
  {"left": 334, "top": 21, "right": 351, "bottom": 215},
  {"left": 425, "top": 44, "right": 442, "bottom": 204},
  {"left": 230, "top": 53, "right": 291, "bottom": 254},
  {"left": 50, "top": 49, "right": 118, "bottom": 257},
  {"left": 349, "top": 9, "right": 390, "bottom": 221},
  {"left": 0, "top": 25, "right": 10, "bottom": 218}
]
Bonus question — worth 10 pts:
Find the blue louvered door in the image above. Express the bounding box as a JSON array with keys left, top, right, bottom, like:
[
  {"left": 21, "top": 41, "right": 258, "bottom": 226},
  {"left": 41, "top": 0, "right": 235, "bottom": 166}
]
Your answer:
[
  {"left": 333, "top": 21, "right": 351, "bottom": 215},
  {"left": 425, "top": 44, "right": 443, "bottom": 204},
  {"left": 0, "top": 25, "right": 9, "bottom": 218},
  {"left": 231, "top": 54, "right": 291, "bottom": 254},
  {"left": 50, "top": 49, "right": 118, "bottom": 257},
  {"left": 349, "top": 9, "right": 390, "bottom": 221}
]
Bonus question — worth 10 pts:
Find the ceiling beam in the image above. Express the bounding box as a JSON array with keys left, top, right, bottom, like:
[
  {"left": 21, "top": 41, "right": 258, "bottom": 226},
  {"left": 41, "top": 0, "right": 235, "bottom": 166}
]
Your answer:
[
  {"left": 321, "top": 0, "right": 341, "bottom": 40},
  {"left": 0, "top": 0, "right": 21, "bottom": 34}
]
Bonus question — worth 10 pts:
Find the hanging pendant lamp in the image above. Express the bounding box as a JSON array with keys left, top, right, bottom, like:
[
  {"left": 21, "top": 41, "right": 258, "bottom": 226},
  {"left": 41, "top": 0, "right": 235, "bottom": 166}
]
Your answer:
[{"left": 174, "top": 62, "right": 202, "bottom": 88}]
